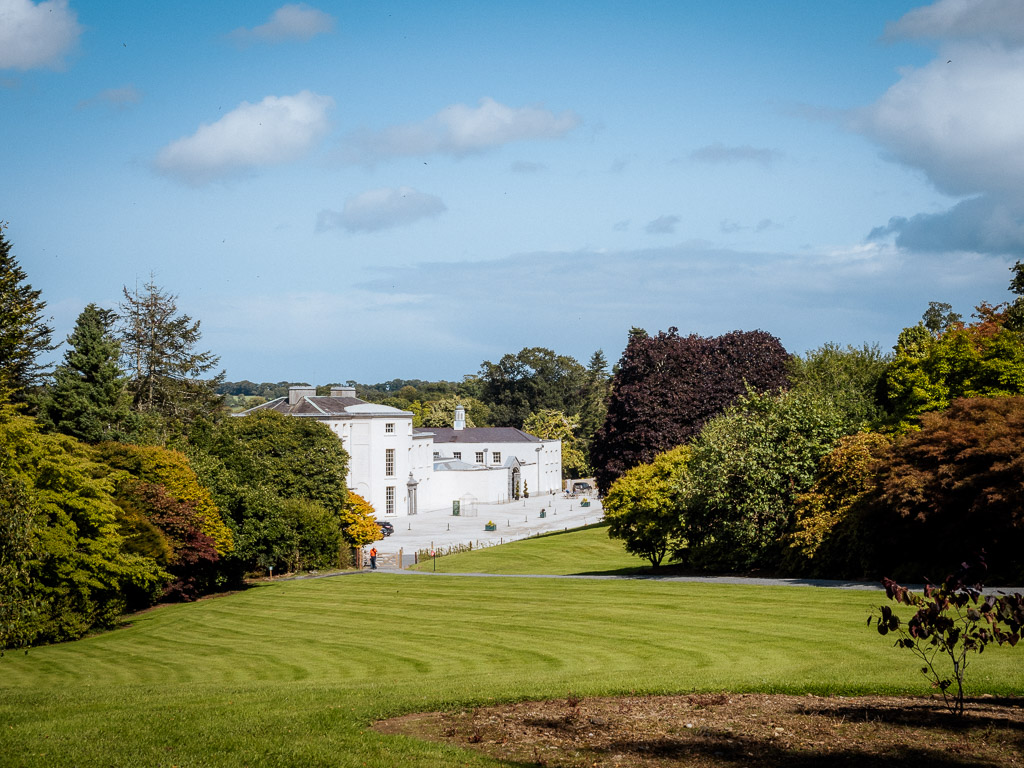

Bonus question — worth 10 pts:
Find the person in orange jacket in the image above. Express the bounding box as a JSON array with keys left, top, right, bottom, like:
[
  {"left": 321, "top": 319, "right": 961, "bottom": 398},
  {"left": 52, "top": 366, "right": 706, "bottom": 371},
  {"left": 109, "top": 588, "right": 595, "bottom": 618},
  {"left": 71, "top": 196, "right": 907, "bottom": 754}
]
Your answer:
[{"left": 370, "top": 546, "right": 377, "bottom": 570}]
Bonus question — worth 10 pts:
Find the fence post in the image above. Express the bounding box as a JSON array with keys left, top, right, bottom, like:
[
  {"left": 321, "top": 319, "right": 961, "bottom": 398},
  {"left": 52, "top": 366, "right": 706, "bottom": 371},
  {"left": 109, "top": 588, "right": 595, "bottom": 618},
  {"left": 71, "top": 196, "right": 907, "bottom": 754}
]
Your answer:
[{"left": 399, "top": 547, "right": 403, "bottom": 570}]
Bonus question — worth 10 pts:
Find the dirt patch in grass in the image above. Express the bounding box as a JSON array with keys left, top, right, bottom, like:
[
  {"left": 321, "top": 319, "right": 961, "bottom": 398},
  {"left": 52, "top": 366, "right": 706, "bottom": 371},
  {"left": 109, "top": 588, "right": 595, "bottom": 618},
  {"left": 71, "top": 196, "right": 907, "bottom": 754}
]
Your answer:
[{"left": 375, "top": 693, "right": 1024, "bottom": 767}]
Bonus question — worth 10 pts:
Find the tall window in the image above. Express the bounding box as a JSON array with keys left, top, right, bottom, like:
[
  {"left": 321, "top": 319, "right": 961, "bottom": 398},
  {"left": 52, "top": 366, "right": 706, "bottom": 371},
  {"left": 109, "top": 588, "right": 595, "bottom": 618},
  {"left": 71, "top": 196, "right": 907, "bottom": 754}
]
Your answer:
[
  {"left": 492, "top": 452, "right": 501, "bottom": 464},
  {"left": 385, "top": 448, "right": 395, "bottom": 476},
  {"left": 475, "top": 451, "right": 484, "bottom": 464},
  {"left": 385, "top": 422, "right": 394, "bottom": 433},
  {"left": 386, "top": 486, "right": 395, "bottom": 514}
]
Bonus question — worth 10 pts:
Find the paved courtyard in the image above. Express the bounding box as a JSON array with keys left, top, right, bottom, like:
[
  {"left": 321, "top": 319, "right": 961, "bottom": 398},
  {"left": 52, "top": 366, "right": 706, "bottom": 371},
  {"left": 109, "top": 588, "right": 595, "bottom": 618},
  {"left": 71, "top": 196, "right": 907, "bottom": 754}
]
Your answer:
[{"left": 368, "top": 493, "right": 604, "bottom": 567}]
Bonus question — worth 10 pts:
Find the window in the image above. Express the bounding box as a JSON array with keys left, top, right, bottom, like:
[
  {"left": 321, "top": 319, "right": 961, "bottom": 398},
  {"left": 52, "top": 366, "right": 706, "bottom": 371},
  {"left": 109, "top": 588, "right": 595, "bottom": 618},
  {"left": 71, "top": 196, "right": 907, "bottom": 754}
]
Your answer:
[
  {"left": 453, "top": 451, "right": 461, "bottom": 460},
  {"left": 492, "top": 452, "right": 501, "bottom": 464},
  {"left": 433, "top": 451, "right": 440, "bottom": 459},
  {"left": 475, "top": 451, "right": 484, "bottom": 464},
  {"left": 385, "top": 422, "right": 394, "bottom": 433},
  {"left": 385, "top": 448, "right": 395, "bottom": 477},
  {"left": 386, "top": 486, "right": 395, "bottom": 515}
]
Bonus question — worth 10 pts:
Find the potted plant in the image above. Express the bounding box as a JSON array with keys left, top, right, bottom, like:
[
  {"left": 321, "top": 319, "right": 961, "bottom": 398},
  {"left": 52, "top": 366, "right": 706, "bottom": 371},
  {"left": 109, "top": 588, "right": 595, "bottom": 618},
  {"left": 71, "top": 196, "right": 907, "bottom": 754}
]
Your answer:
[{"left": 484, "top": 520, "right": 497, "bottom": 531}]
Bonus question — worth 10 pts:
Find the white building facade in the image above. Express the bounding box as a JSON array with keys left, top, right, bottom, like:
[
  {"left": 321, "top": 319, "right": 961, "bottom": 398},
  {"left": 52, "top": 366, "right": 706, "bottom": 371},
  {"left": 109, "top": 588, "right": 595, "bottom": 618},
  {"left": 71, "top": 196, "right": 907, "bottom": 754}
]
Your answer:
[{"left": 237, "top": 390, "right": 561, "bottom": 516}]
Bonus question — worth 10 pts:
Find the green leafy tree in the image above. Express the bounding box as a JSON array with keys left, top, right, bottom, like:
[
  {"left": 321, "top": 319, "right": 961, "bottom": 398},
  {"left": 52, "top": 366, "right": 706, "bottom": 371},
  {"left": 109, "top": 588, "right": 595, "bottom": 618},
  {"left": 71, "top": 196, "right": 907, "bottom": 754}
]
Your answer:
[
  {"left": 0, "top": 222, "right": 55, "bottom": 404},
  {"left": 578, "top": 349, "right": 611, "bottom": 463},
  {"left": 40, "top": 304, "right": 131, "bottom": 443},
  {"left": 119, "top": 279, "right": 224, "bottom": 435},
  {"left": 188, "top": 410, "right": 352, "bottom": 574},
  {"left": 420, "top": 395, "right": 488, "bottom": 428},
  {"left": 884, "top": 303, "right": 1024, "bottom": 432},
  {"left": 199, "top": 409, "right": 348, "bottom": 513},
  {"left": 603, "top": 446, "right": 690, "bottom": 567},
  {"left": 921, "top": 301, "right": 963, "bottom": 336},
  {"left": 788, "top": 342, "right": 890, "bottom": 428},
  {"left": 1007, "top": 261, "right": 1024, "bottom": 331},
  {"left": 478, "top": 347, "right": 587, "bottom": 428},
  {"left": 522, "top": 408, "right": 589, "bottom": 477},
  {"left": 0, "top": 405, "right": 168, "bottom": 646},
  {"left": 0, "top": 466, "right": 38, "bottom": 650},
  {"left": 681, "top": 388, "right": 851, "bottom": 571}
]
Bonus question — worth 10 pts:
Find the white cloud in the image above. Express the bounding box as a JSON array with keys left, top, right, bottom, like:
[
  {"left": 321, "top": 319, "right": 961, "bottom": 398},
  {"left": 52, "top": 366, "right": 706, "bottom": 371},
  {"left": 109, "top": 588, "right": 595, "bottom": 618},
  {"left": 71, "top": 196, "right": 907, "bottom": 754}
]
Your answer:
[
  {"left": 689, "top": 143, "right": 783, "bottom": 166},
  {"left": 645, "top": 215, "right": 680, "bottom": 234},
  {"left": 155, "top": 91, "right": 333, "bottom": 185},
  {"left": 229, "top": 4, "right": 335, "bottom": 44},
  {"left": 0, "top": 0, "right": 81, "bottom": 71},
  {"left": 854, "top": 44, "right": 1024, "bottom": 198},
  {"left": 885, "top": 0, "right": 1024, "bottom": 45},
  {"left": 854, "top": 1, "right": 1024, "bottom": 256},
  {"left": 346, "top": 97, "right": 580, "bottom": 163},
  {"left": 316, "top": 186, "right": 446, "bottom": 233}
]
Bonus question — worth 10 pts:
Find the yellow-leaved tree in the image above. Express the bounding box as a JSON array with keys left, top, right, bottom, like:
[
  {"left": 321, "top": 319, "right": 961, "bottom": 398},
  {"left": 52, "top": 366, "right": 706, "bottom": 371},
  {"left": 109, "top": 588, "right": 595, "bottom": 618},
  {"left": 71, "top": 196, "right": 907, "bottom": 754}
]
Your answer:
[{"left": 340, "top": 492, "right": 381, "bottom": 547}]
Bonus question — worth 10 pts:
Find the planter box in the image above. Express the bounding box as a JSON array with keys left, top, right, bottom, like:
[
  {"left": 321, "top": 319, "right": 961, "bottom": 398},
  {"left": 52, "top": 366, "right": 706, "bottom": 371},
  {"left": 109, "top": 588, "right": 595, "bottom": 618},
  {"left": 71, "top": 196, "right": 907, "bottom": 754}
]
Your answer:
[
  {"left": 484, "top": 524, "right": 497, "bottom": 531},
  {"left": 580, "top": 501, "right": 590, "bottom": 507},
  {"left": 539, "top": 510, "right": 547, "bottom": 518}
]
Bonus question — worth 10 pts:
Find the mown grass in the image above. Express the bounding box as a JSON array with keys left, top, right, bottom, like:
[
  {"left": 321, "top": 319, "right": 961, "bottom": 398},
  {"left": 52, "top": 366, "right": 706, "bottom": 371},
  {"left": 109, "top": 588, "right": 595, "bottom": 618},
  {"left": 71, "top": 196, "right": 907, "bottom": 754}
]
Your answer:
[
  {"left": 3, "top": 570, "right": 1024, "bottom": 767},
  {"left": 412, "top": 522, "right": 650, "bottom": 574}
]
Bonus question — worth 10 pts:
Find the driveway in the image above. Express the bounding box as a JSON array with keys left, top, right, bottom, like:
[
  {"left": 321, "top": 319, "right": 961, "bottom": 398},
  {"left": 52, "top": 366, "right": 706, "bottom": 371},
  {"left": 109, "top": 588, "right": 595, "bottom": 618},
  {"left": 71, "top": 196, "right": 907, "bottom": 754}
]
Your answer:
[{"left": 370, "top": 493, "right": 602, "bottom": 566}]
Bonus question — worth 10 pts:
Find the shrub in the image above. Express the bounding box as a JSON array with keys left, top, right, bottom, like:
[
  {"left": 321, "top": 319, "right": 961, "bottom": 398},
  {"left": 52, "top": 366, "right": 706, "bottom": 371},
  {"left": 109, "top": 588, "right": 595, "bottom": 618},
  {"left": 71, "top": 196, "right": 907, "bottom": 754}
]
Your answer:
[{"left": 869, "top": 559, "right": 1023, "bottom": 717}]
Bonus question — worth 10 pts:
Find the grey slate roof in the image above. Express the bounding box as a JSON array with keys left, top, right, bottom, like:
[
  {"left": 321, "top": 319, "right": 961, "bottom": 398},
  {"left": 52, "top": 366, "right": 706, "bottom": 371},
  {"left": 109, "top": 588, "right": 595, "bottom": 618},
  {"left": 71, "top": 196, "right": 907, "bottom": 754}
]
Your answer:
[
  {"left": 237, "top": 396, "right": 410, "bottom": 418},
  {"left": 415, "top": 426, "right": 542, "bottom": 443}
]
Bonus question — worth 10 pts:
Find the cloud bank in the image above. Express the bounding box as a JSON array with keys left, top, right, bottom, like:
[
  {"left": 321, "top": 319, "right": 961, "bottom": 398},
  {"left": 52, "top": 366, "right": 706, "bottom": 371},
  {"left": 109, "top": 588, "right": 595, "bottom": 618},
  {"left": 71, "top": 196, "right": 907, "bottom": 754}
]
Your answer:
[
  {"left": 316, "top": 187, "right": 446, "bottom": 233},
  {"left": 884, "top": 0, "right": 1024, "bottom": 45},
  {"left": 155, "top": 91, "right": 332, "bottom": 185},
  {"left": 346, "top": 97, "right": 580, "bottom": 163},
  {"left": 229, "top": 4, "right": 335, "bottom": 44},
  {"left": 0, "top": 0, "right": 81, "bottom": 71},
  {"left": 857, "top": 0, "right": 1024, "bottom": 255}
]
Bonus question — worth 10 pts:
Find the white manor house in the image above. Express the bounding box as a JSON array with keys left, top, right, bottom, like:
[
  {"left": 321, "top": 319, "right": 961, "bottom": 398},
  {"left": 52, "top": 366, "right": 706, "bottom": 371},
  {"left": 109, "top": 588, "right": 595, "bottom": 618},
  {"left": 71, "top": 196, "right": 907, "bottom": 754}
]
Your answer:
[{"left": 238, "top": 386, "right": 562, "bottom": 517}]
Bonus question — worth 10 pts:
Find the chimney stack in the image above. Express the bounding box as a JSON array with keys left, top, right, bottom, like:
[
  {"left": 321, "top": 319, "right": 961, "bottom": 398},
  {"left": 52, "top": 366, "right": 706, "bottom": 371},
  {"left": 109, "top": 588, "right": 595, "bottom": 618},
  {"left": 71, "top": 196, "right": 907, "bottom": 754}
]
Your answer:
[
  {"left": 288, "top": 386, "right": 316, "bottom": 405},
  {"left": 453, "top": 404, "right": 466, "bottom": 430},
  {"left": 330, "top": 386, "right": 357, "bottom": 398}
]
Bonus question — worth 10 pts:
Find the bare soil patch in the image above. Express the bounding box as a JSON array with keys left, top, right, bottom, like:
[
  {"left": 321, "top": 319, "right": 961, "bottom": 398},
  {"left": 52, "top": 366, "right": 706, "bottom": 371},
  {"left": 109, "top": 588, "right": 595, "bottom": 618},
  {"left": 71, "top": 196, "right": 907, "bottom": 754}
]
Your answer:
[{"left": 375, "top": 693, "right": 1024, "bottom": 767}]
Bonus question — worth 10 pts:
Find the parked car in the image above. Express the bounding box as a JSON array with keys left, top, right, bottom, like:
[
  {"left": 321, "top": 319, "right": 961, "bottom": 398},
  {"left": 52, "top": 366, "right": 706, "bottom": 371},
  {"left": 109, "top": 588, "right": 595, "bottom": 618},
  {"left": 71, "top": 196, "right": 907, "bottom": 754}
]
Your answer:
[{"left": 375, "top": 520, "right": 394, "bottom": 537}]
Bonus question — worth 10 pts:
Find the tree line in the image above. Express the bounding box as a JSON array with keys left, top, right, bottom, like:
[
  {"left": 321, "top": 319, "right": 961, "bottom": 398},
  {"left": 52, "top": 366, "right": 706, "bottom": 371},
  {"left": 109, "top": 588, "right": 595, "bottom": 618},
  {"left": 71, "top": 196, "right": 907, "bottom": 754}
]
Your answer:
[
  {"left": 598, "top": 271, "right": 1024, "bottom": 585},
  {"left": 0, "top": 223, "right": 378, "bottom": 650}
]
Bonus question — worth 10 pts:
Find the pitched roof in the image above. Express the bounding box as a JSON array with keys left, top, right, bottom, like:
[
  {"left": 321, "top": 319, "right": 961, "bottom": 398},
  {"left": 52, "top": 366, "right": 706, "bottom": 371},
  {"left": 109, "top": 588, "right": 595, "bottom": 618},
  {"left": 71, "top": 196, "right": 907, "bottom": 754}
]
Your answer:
[
  {"left": 237, "top": 396, "right": 411, "bottom": 418},
  {"left": 415, "top": 426, "right": 542, "bottom": 444}
]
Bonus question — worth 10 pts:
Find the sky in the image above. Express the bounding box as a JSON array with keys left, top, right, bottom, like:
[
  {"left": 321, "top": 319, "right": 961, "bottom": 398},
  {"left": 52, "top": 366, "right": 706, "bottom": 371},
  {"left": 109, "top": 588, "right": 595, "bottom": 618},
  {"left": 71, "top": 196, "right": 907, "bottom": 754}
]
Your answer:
[{"left": 3, "top": 0, "right": 1024, "bottom": 385}]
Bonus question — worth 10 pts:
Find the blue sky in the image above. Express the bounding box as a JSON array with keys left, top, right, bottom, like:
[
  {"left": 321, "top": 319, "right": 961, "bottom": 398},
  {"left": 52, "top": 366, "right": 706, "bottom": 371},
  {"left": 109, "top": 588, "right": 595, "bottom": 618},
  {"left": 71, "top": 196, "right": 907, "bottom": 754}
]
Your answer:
[{"left": 3, "top": 0, "right": 1024, "bottom": 384}]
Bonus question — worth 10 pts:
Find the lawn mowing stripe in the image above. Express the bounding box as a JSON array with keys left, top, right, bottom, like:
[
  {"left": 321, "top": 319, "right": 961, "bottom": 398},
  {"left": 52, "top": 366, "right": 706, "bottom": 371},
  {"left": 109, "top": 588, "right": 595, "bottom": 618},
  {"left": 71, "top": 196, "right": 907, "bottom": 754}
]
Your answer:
[{"left": 3, "top": 573, "right": 1023, "bottom": 767}]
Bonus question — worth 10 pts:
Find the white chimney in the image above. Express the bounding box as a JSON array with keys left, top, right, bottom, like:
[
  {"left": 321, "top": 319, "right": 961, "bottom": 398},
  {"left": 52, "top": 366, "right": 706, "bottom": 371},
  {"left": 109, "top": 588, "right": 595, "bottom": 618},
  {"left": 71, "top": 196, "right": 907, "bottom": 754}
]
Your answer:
[
  {"left": 330, "top": 386, "right": 357, "bottom": 398},
  {"left": 453, "top": 404, "right": 466, "bottom": 430}
]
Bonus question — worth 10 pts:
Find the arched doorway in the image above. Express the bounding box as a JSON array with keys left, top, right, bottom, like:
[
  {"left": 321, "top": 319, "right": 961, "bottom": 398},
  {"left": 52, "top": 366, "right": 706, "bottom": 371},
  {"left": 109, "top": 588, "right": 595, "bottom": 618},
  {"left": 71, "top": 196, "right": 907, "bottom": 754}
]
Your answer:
[{"left": 510, "top": 466, "right": 521, "bottom": 500}]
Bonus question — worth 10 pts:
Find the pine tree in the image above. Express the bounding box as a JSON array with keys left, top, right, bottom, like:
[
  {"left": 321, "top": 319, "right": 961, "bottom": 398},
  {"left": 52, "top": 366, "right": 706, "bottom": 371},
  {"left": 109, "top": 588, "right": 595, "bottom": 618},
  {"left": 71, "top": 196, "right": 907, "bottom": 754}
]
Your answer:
[
  {"left": 119, "top": 279, "right": 223, "bottom": 428},
  {"left": 0, "top": 222, "right": 55, "bottom": 404},
  {"left": 41, "top": 304, "right": 130, "bottom": 443}
]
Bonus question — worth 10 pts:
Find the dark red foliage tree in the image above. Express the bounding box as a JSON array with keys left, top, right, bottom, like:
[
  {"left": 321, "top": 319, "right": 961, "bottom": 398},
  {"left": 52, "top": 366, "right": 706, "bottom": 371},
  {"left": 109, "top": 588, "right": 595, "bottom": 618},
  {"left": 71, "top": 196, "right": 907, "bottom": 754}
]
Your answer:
[
  {"left": 118, "top": 482, "right": 220, "bottom": 602},
  {"left": 591, "top": 328, "right": 790, "bottom": 493},
  {"left": 868, "top": 397, "right": 1024, "bottom": 583}
]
